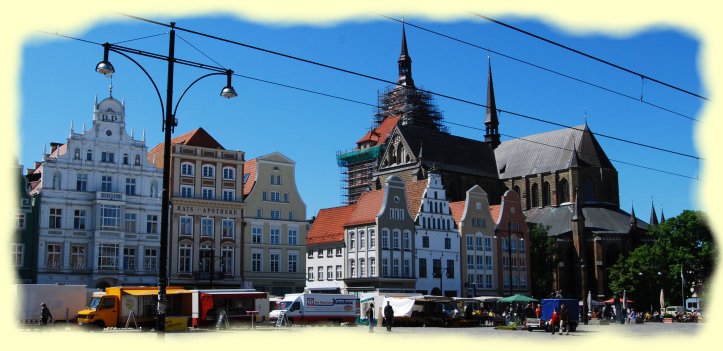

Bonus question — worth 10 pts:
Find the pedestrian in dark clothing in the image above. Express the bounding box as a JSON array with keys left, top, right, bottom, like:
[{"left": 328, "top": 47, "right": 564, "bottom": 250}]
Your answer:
[
  {"left": 366, "top": 303, "right": 375, "bottom": 333},
  {"left": 384, "top": 301, "right": 394, "bottom": 332},
  {"left": 40, "top": 303, "right": 53, "bottom": 326},
  {"left": 559, "top": 304, "right": 569, "bottom": 335}
]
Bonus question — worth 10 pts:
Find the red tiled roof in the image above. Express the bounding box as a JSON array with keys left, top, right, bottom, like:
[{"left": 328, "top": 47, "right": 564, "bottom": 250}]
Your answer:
[
  {"left": 404, "top": 179, "right": 427, "bottom": 219},
  {"left": 345, "top": 188, "right": 385, "bottom": 226},
  {"left": 356, "top": 116, "right": 400, "bottom": 146},
  {"left": 489, "top": 205, "right": 501, "bottom": 224},
  {"left": 147, "top": 127, "right": 225, "bottom": 157},
  {"left": 449, "top": 201, "right": 465, "bottom": 224},
  {"left": 243, "top": 158, "right": 257, "bottom": 196},
  {"left": 307, "top": 205, "right": 358, "bottom": 245}
]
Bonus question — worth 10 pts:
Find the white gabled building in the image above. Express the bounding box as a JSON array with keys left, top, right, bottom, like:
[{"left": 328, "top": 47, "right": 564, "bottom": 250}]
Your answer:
[
  {"left": 412, "top": 168, "right": 461, "bottom": 296},
  {"left": 305, "top": 205, "right": 355, "bottom": 292},
  {"left": 27, "top": 93, "right": 163, "bottom": 288}
]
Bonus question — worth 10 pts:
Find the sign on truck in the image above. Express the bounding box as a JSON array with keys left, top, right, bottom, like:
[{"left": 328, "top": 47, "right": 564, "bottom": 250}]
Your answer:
[{"left": 269, "top": 293, "right": 357, "bottom": 325}]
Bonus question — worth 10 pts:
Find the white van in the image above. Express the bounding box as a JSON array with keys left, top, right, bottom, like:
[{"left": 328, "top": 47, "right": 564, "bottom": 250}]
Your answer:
[
  {"left": 665, "top": 306, "right": 685, "bottom": 316},
  {"left": 269, "top": 293, "right": 357, "bottom": 325}
]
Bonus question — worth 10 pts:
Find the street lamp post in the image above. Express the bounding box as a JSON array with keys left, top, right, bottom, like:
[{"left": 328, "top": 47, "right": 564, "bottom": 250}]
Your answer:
[
  {"left": 95, "top": 22, "right": 237, "bottom": 333},
  {"left": 199, "top": 255, "right": 227, "bottom": 288}
]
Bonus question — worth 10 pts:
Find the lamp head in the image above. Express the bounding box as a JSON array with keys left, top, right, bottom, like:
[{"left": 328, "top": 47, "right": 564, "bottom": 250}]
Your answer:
[
  {"left": 220, "top": 70, "right": 238, "bottom": 99},
  {"left": 96, "top": 43, "right": 115, "bottom": 77}
]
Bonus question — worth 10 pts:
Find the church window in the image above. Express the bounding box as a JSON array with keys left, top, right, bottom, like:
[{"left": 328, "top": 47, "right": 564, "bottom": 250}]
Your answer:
[
  {"left": 559, "top": 179, "right": 569, "bottom": 204},
  {"left": 531, "top": 183, "right": 539, "bottom": 208},
  {"left": 542, "top": 181, "right": 551, "bottom": 206}
]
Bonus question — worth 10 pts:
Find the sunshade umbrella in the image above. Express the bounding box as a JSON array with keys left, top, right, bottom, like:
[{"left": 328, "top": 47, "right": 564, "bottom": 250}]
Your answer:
[
  {"left": 587, "top": 291, "right": 592, "bottom": 311},
  {"left": 623, "top": 290, "right": 628, "bottom": 310},
  {"left": 659, "top": 289, "right": 665, "bottom": 310},
  {"left": 498, "top": 294, "right": 538, "bottom": 303}
]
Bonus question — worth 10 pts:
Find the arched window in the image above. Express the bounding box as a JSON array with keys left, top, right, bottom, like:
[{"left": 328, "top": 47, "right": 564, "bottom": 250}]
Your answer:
[
  {"left": 395, "top": 143, "right": 403, "bottom": 164},
  {"left": 222, "top": 166, "right": 235, "bottom": 180},
  {"left": 531, "top": 183, "right": 539, "bottom": 208},
  {"left": 513, "top": 185, "right": 521, "bottom": 197},
  {"left": 388, "top": 144, "right": 396, "bottom": 164},
  {"left": 181, "top": 162, "right": 194, "bottom": 176},
  {"left": 134, "top": 155, "right": 141, "bottom": 166},
  {"left": 202, "top": 164, "right": 215, "bottom": 178},
  {"left": 559, "top": 178, "right": 570, "bottom": 204},
  {"left": 542, "top": 181, "right": 551, "bottom": 206},
  {"left": 52, "top": 173, "right": 61, "bottom": 189}
]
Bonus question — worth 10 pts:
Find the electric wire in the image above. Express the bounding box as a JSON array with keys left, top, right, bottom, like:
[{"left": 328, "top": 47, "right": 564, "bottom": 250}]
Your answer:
[
  {"left": 112, "top": 32, "right": 168, "bottom": 45},
  {"left": 118, "top": 14, "right": 701, "bottom": 161},
  {"left": 177, "top": 34, "right": 227, "bottom": 70},
  {"left": 472, "top": 13, "right": 709, "bottom": 101},
  {"left": 378, "top": 14, "right": 698, "bottom": 122},
  {"left": 36, "top": 29, "right": 700, "bottom": 180}
]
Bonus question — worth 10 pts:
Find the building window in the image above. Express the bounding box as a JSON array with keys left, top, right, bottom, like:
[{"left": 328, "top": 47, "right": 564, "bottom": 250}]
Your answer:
[
  {"left": 288, "top": 252, "right": 298, "bottom": 273},
  {"left": 559, "top": 178, "right": 570, "bottom": 204},
  {"left": 181, "top": 162, "right": 194, "bottom": 176},
  {"left": 476, "top": 255, "right": 484, "bottom": 270},
  {"left": 335, "top": 248, "right": 342, "bottom": 257},
  {"left": 511, "top": 238, "right": 517, "bottom": 253},
  {"left": 222, "top": 189, "right": 235, "bottom": 202},
  {"left": 270, "top": 210, "right": 280, "bottom": 220},
  {"left": 349, "top": 232, "right": 356, "bottom": 250},
  {"left": 467, "top": 255, "right": 474, "bottom": 270},
  {"left": 432, "top": 259, "right": 441, "bottom": 278},
  {"left": 369, "top": 257, "right": 376, "bottom": 277},
  {"left": 222, "top": 219, "right": 234, "bottom": 238},
  {"left": 101, "top": 151, "right": 115, "bottom": 163},
  {"left": 369, "top": 230, "right": 376, "bottom": 248},
  {"left": 447, "top": 259, "right": 455, "bottom": 278},
  {"left": 124, "top": 178, "right": 137, "bottom": 196},
  {"left": 542, "top": 181, "right": 551, "bottom": 207},
  {"left": 271, "top": 174, "right": 281, "bottom": 185},
  {"left": 318, "top": 266, "right": 324, "bottom": 280},
  {"left": 252, "top": 227, "right": 262, "bottom": 243},
  {"left": 86, "top": 149, "right": 92, "bottom": 161},
  {"left": 144, "top": 248, "right": 158, "bottom": 272},
  {"left": 201, "top": 218, "right": 214, "bottom": 237},
  {"left": 270, "top": 191, "right": 280, "bottom": 202},
  {"left": 381, "top": 230, "right": 389, "bottom": 249},
  {"left": 485, "top": 236, "right": 492, "bottom": 252},
  {"left": 252, "top": 251, "right": 262, "bottom": 272},
  {"left": 466, "top": 236, "right": 474, "bottom": 251},
  {"left": 392, "top": 258, "right": 400, "bottom": 277},
  {"left": 100, "top": 205, "right": 120, "bottom": 229},
  {"left": 404, "top": 258, "right": 411, "bottom": 277},
  {"left": 403, "top": 232, "right": 410, "bottom": 250},
  {"left": 317, "top": 249, "right": 323, "bottom": 258},
  {"left": 392, "top": 231, "right": 400, "bottom": 249},
  {"left": 519, "top": 240, "right": 526, "bottom": 253},
  {"left": 256, "top": 208, "right": 263, "bottom": 218},
  {"left": 76, "top": 173, "right": 88, "bottom": 191},
  {"left": 222, "top": 167, "right": 235, "bottom": 180},
  {"left": 336, "top": 265, "right": 342, "bottom": 279},
  {"left": 359, "top": 258, "right": 366, "bottom": 278},
  {"left": 202, "top": 187, "right": 215, "bottom": 200},
  {"left": 97, "top": 243, "right": 119, "bottom": 270},
  {"left": 307, "top": 267, "right": 314, "bottom": 281},
  {"left": 359, "top": 231, "right": 366, "bottom": 250},
  {"left": 476, "top": 236, "right": 483, "bottom": 251},
  {"left": 221, "top": 246, "right": 233, "bottom": 274},
  {"left": 382, "top": 258, "right": 389, "bottom": 276},
  {"left": 12, "top": 244, "right": 23, "bottom": 267},
  {"left": 202, "top": 164, "right": 215, "bottom": 178},
  {"left": 444, "top": 237, "right": 451, "bottom": 250},
  {"left": 485, "top": 255, "right": 493, "bottom": 270},
  {"left": 262, "top": 191, "right": 267, "bottom": 201},
  {"left": 349, "top": 259, "right": 355, "bottom": 278},
  {"left": 288, "top": 211, "right": 294, "bottom": 221},
  {"left": 422, "top": 236, "right": 429, "bottom": 248},
  {"left": 419, "top": 258, "right": 427, "bottom": 278},
  {"left": 135, "top": 155, "right": 141, "bottom": 166},
  {"left": 270, "top": 228, "right": 280, "bottom": 244},
  {"left": 179, "top": 243, "right": 192, "bottom": 273},
  {"left": 123, "top": 153, "right": 129, "bottom": 165},
  {"left": 49, "top": 208, "right": 62, "bottom": 229},
  {"left": 73, "top": 209, "right": 86, "bottom": 230},
  {"left": 327, "top": 266, "right": 333, "bottom": 280},
  {"left": 288, "top": 229, "right": 298, "bottom": 245},
  {"left": 176, "top": 185, "right": 193, "bottom": 198},
  {"left": 123, "top": 247, "right": 136, "bottom": 270},
  {"left": 326, "top": 249, "right": 333, "bottom": 257},
  {"left": 101, "top": 175, "right": 112, "bottom": 192},
  {"left": 486, "top": 274, "right": 493, "bottom": 289},
  {"left": 284, "top": 193, "right": 289, "bottom": 202},
  {"left": 16, "top": 214, "right": 26, "bottom": 229},
  {"left": 124, "top": 213, "right": 137, "bottom": 233},
  {"left": 70, "top": 244, "right": 85, "bottom": 269},
  {"left": 270, "top": 252, "right": 280, "bottom": 272},
  {"left": 531, "top": 183, "right": 539, "bottom": 208},
  {"left": 503, "top": 256, "right": 509, "bottom": 269},
  {"left": 46, "top": 243, "right": 61, "bottom": 269},
  {"left": 178, "top": 216, "right": 193, "bottom": 237},
  {"left": 146, "top": 215, "right": 159, "bottom": 234}
]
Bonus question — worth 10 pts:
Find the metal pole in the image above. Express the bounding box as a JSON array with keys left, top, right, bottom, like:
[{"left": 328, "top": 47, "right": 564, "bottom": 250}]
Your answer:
[
  {"left": 507, "top": 222, "right": 512, "bottom": 296},
  {"left": 680, "top": 265, "right": 685, "bottom": 308},
  {"left": 156, "top": 21, "right": 176, "bottom": 334}
]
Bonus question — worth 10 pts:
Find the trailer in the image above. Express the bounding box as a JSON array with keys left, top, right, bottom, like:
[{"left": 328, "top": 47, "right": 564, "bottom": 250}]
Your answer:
[
  {"left": 191, "top": 289, "right": 269, "bottom": 328},
  {"left": 527, "top": 298, "right": 580, "bottom": 332},
  {"left": 269, "top": 293, "right": 357, "bottom": 325},
  {"left": 15, "top": 284, "right": 89, "bottom": 324}
]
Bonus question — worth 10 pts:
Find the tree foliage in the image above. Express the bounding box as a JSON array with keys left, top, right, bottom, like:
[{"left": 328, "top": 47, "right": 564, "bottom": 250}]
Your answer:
[
  {"left": 607, "top": 210, "right": 716, "bottom": 311},
  {"left": 528, "top": 224, "right": 557, "bottom": 299}
]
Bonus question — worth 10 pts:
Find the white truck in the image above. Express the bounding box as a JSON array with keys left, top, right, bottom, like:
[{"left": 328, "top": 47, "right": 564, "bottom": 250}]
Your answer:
[
  {"left": 269, "top": 293, "right": 357, "bottom": 325},
  {"left": 14, "top": 284, "right": 89, "bottom": 324}
]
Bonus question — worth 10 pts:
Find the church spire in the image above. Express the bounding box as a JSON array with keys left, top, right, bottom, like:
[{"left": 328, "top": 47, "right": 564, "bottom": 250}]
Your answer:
[
  {"left": 630, "top": 203, "right": 638, "bottom": 229},
  {"left": 660, "top": 207, "right": 666, "bottom": 223},
  {"left": 650, "top": 199, "right": 659, "bottom": 226},
  {"left": 397, "top": 21, "right": 414, "bottom": 87},
  {"left": 484, "top": 58, "right": 500, "bottom": 149}
]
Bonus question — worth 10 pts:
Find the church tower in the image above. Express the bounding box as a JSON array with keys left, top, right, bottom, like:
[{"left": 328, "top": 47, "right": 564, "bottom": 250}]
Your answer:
[{"left": 484, "top": 60, "right": 500, "bottom": 149}]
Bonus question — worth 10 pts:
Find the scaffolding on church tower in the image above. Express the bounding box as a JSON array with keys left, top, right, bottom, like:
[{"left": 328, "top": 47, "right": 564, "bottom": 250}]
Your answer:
[{"left": 374, "top": 85, "right": 448, "bottom": 134}]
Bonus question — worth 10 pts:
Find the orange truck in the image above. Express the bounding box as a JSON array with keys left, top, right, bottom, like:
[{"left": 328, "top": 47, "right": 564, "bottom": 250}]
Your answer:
[{"left": 77, "top": 286, "right": 191, "bottom": 329}]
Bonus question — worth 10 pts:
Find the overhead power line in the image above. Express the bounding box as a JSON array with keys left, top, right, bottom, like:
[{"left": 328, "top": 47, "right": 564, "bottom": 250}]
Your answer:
[
  {"left": 37, "top": 29, "right": 697, "bottom": 181},
  {"left": 119, "top": 14, "right": 701, "bottom": 161},
  {"left": 472, "top": 13, "right": 708, "bottom": 101},
  {"left": 378, "top": 14, "right": 698, "bottom": 122}
]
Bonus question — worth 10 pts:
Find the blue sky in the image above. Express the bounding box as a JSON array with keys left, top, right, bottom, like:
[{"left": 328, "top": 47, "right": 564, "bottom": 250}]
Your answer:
[{"left": 19, "top": 14, "right": 704, "bottom": 220}]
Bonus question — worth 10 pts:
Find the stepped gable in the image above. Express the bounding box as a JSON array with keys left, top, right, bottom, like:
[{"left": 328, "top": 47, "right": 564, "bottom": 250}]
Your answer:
[
  {"left": 396, "top": 124, "right": 499, "bottom": 178},
  {"left": 495, "top": 124, "right": 615, "bottom": 179},
  {"left": 307, "top": 205, "right": 358, "bottom": 245}
]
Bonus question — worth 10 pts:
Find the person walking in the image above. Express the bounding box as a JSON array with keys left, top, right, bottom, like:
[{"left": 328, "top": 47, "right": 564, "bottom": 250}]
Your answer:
[
  {"left": 559, "top": 304, "right": 569, "bottom": 335},
  {"left": 535, "top": 304, "right": 541, "bottom": 319},
  {"left": 384, "top": 301, "right": 395, "bottom": 332},
  {"left": 366, "top": 303, "right": 375, "bottom": 333},
  {"left": 40, "top": 302, "right": 53, "bottom": 326},
  {"left": 549, "top": 308, "right": 559, "bottom": 335}
]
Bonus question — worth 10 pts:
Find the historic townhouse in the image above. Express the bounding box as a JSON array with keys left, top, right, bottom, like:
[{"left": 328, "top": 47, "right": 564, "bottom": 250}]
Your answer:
[
  {"left": 449, "top": 185, "right": 497, "bottom": 298},
  {"left": 411, "top": 168, "right": 461, "bottom": 296},
  {"left": 243, "top": 152, "right": 307, "bottom": 295},
  {"left": 26, "top": 94, "right": 162, "bottom": 288},
  {"left": 491, "top": 190, "right": 531, "bottom": 296},
  {"left": 14, "top": 162, "right": 39, "bottom": 283},
  {"left": 148, "top": 127, "right": 244, "bottom": 289},
  {"left": 305, "top": 205, "right": 356, "bottom": 291}
]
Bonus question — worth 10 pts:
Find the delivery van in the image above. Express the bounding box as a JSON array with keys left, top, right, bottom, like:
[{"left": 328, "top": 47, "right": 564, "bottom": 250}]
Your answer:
[{"left": 269, "top": 293, "right": 356, "bottom": 325}]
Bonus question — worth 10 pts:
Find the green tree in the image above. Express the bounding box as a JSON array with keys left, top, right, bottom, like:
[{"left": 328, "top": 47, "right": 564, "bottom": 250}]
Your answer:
[
  {"left": 528, "top": 224, "right": 557, "bottom": 299},
  {"left": 608, "top": 210, "right": 715, "bottom": 311}
]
